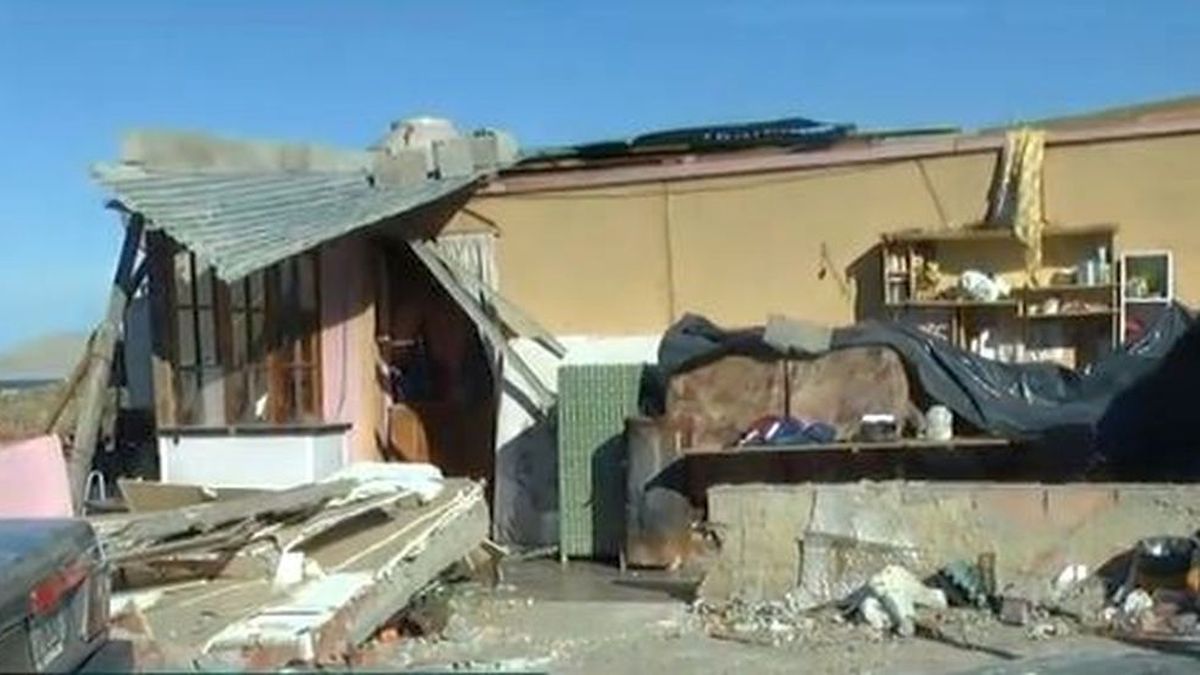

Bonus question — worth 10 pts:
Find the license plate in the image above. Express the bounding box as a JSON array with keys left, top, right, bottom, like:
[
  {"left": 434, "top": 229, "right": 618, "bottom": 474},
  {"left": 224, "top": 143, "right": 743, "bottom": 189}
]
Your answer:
[{"left": 29, "top": 611, "right": 67, "bottom": 671}]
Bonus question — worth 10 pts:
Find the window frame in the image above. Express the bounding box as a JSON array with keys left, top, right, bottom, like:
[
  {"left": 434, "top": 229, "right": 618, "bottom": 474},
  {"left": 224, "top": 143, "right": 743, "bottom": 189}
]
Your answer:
[{"left": 155, "top": 239, "right": 323, "bottom": 428}]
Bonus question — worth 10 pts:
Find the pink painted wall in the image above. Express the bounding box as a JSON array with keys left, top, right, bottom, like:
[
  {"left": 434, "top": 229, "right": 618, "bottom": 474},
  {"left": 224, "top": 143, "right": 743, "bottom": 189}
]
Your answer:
[
  {"left": 320, "top": 235, "right": 384, "bottom": 462},
  {"left": 0, "top": 436, "right": 73, "bottom": 518}
]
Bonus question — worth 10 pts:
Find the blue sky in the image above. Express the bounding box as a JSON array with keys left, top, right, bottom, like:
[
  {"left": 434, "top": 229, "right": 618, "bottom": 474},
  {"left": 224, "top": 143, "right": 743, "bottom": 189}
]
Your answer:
[{"left": 0, "top": 0, "right": 1197, "bottom": 350}]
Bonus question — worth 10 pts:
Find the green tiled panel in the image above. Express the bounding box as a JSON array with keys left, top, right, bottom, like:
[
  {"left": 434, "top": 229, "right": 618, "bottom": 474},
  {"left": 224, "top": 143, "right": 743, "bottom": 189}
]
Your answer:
[{"left": 557, "top": 364, "right": 643, "bottom": 559}]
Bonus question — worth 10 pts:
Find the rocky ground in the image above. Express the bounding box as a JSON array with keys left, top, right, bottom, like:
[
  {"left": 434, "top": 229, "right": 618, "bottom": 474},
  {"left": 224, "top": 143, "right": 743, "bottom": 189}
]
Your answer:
[{"left": 355, "top": 559, "right": 1192, "bottom": 674}]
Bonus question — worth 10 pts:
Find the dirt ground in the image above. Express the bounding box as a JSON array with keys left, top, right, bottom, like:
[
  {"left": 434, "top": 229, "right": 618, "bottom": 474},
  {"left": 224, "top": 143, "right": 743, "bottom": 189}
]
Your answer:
[
  {"left": 359, "top": 559, "right": 1194, "bottom": 675},
  {"left": 0, "top": 382, "right": 61, "bottom": 441}
]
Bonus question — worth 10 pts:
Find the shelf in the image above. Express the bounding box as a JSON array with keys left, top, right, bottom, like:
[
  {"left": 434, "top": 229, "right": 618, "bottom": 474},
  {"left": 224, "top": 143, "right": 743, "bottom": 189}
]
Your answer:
[
  {"left": 1019, "top": 284, "right": 1115, "bottom": 293},
  {"left": 882, "top": 223, "right": 1116, "bottom": 244},
  {"left": 887, "top": 299, "right": 1018, "bottom": 309},
  {"left": 1124, "top": 297, "right": 1171, "bottom": 305},
  {"left": 1025, "top": 310, "right": 1116, "bottom": 320}
]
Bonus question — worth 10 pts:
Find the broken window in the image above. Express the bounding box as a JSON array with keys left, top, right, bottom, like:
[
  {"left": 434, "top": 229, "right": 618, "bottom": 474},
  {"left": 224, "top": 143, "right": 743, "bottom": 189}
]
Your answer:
[
  {"left": 173, "top": 252, "right": 224, "bottom": 426},
  {"left": 166, "top": 248, "right": 321, "bottom": 426}
]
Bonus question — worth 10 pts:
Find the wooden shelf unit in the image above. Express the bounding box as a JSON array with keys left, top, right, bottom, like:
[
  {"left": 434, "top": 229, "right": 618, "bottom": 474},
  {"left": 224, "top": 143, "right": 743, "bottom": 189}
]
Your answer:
[
  {"left": 1119, "top": 250, "right": 1175, "bottom": 343},
  {"left": 882, "top": 224, "right": 1120, "bottom": 368}
]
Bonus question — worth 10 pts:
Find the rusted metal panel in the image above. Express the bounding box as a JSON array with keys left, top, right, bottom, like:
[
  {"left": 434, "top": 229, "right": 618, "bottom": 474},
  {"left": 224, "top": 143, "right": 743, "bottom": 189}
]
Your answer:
[
  {"left": 666, "top": 355, "right": 786, "bottom": 450},
  {"left": 664, "top": 347, "right": 916, "bottom": 451}
]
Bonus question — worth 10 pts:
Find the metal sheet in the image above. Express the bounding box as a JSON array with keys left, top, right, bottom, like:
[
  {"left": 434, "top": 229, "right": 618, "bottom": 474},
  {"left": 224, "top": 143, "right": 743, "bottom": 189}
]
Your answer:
[{"left": 92, "top": 163, "right": 479, "bottom": 281}]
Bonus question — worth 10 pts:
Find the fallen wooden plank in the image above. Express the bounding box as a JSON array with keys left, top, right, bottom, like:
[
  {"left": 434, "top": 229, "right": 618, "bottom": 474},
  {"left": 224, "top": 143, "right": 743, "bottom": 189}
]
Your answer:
[
  {"left": 426, "top": 242, "right": 566, "bottom": 358},
  {"left": 194, "top": 480, "right": 488, "bottom": 669},
  {"left": 100, "top": 480, "right": 354, "bottom": 556},
  {"left": 109, "top": 519, "right": 260, "bottom": 564},
  {"left": 408, "top": 240, "right": 556, "bottom": 410},
  {"left": 118, "top": 479, "right": 265, "bottom": 514}
]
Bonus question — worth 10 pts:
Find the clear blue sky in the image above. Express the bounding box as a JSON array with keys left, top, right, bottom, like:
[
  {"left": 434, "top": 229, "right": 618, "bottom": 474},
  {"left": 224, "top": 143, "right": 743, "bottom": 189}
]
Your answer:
[{"left": 1, "top": 1, "right": 1197, "bottom": 350}]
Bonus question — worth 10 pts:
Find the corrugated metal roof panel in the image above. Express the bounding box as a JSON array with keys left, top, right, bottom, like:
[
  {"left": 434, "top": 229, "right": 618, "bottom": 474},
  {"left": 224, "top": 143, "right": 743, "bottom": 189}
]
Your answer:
[{"left": 92, "top": 163, "right": 479, "bottom": 281}]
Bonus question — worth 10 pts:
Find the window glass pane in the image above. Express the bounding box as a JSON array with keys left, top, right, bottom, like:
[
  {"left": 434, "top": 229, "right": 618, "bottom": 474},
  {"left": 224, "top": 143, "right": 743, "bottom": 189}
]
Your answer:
[
  {"left": 299, "top": 333, "right": 315, "bottom": 365},
  {"left": 176, "top": 310, "right": 196, "bottom": 366},
  {"left": 227, "top": 368, "right": 248, "bottom": 423},
  {"left": 174, "top": 253, "right": 193, "bottom": 306},
  {"left": 298, "top": 255, "right": 317, "bottom": 313},
  {"left": 177, "top": 369, "right": 201, "bottom": 425},
  {"left": 251, "top": 313, "right": 266, "bottom": 359},
  {"left": 250, "top": 367, "right": 269, "bottom": 421},
  {"left": 200, "top": 367, "right": 225, "bottom": 426},
  {"left": 249, "top": 272, "right": 266, "bottom": 309},
  {"left": 230, "top": 312, "right": 247, "bottom": 367},
  {"left": 295, "top": 368, "right": 316, "bottom": 420},
  {"left": 196, "top": 267, "right": 214, "bottom": 308},
  {"left": 198, "top": 309, "right": 218, "bottom": 366},
  {"left": 230, "top": 279, "right": 246, "bottom": 310},
  {"left": 280, "top": 260, "right": 296, "bottom": 309},
  {"left": 276, "top": 367, "right": 296, "bottom": 422}
]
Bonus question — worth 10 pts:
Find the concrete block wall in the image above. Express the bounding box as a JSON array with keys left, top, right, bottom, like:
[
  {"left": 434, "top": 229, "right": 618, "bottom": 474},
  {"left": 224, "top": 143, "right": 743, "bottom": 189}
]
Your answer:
[{"left": 700, "top": 482, "right": 1200, "bottom": 604}]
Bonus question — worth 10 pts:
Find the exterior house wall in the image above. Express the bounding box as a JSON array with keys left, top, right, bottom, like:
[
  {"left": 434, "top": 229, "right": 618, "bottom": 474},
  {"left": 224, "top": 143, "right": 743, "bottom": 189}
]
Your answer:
[
  {"left": 464, "top": 188, "right": 674, "bottom": 334},
  {"left": 320, "top": 233, "right": 385, "bottom": 462},
  {"left": 467, "top": 132, "right": 1200, "bottom": 335}
]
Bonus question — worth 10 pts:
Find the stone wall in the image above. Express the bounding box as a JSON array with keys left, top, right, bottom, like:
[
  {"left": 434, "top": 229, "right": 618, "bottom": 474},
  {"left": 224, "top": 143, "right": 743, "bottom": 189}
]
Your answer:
[{"left": 700, "top": 482, "right": 1200, "bottom": 604}]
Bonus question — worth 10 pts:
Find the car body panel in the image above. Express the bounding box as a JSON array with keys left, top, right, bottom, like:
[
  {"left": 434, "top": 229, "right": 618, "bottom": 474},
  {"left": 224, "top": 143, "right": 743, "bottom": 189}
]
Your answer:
[{"left": 0, "top": 519, "right": 109, "bottom": 673}]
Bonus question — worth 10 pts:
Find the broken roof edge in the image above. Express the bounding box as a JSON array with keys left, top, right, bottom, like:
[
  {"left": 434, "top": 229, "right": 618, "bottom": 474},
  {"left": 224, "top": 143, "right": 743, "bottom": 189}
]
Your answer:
[
  {"left": 482, "top": 115, "right": 1200, "bottom": 196},
  {"left": 119, "top": 128, "right": 375, "bottom": 173},
  {"left": 92, "top": 162, "right": 483, "bottom": 282}
]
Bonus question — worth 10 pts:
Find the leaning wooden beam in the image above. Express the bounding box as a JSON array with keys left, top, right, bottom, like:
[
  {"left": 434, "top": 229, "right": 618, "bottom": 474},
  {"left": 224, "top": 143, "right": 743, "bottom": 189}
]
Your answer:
[
  {"left": 99, "top": 479, "right": 354, "bottom": 558},
  {"left": 408, "top": 240, "right": 555, "bottom": 410},
  {"left": 69, "top": 213, "right": 146, "bottom": 512},
  {"left": 42, "top": 330, "right": 97, "bottom": 434},
  {"left": 426, "top": 243, "right": 567, "bottom": 358}
]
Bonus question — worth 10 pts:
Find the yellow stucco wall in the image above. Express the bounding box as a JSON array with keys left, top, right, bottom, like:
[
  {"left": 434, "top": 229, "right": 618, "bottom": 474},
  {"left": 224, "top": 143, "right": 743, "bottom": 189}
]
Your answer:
[
  {"left": 1045, "top": 134, "right": 1200, "bottom": 303},
  {"left": 470, "top": 132, "right": 1200, "bottom": 334},
  {"left": 472, "top": 187, "right": 673, "bottom": 334}
]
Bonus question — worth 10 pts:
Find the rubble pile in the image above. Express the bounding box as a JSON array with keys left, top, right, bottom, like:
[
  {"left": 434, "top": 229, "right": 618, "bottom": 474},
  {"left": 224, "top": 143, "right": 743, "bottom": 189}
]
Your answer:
[
  {"left": 696, "top": 533, "right": 1200, "bottom": 655},
  {"left": 93, "top": 464, "right": 491, "bottom": 670},
  {"left": 695, "top": 594, "right": 820, "bottom": 646}
]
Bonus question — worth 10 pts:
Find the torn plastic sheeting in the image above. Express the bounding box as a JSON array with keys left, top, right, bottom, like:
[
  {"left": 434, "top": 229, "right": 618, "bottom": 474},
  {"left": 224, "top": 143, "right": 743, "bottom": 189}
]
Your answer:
[{"left": 650, "top": 305, "right": 1193, "bottom": 441}]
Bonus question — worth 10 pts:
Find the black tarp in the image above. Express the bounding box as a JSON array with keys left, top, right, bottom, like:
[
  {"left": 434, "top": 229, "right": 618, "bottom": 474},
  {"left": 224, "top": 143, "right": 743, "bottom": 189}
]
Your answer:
[{"left": 647, "top": 306, "right": 1194, "bottom": 447}]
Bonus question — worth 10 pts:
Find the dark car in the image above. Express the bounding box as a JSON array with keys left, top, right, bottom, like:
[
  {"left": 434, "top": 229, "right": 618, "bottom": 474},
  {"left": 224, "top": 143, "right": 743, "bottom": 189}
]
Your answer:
[{"left": 0, "top": 520, "right": 109, "bottom": 673}]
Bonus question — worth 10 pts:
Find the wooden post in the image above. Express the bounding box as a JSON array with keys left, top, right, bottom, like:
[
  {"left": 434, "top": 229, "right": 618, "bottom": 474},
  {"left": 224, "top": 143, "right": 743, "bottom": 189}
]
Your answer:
[
  {"left": 68, "top": 213, "right": 145, "bottom": 513},
  {"left": 41, "top": 330, "right": 96, "bottom": 434}
]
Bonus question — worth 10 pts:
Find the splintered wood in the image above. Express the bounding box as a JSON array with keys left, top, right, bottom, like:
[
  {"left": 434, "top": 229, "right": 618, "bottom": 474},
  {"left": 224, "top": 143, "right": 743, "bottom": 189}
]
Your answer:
[{"left": 98, "top": 476, "right": 487, "bottom": 669}]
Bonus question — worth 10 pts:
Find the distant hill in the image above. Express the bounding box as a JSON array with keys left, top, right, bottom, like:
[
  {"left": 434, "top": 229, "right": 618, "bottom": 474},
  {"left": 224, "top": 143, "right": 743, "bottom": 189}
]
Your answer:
[
  {"left": 981, "top": 94, "right": 1200, "bottom": 133},
  {"left": 0, "top": 332, "right": 88, "bottom": 382}
]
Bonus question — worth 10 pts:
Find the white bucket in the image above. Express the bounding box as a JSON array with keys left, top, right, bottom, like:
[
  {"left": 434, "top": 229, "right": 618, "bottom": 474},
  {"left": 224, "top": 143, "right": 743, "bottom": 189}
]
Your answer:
[{"left": 927, "top": 405, "right": 953, "bottom": 441}]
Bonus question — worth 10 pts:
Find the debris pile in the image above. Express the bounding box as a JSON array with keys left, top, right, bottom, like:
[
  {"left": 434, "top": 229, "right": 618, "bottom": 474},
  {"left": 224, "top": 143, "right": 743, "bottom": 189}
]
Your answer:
[
  {"left": 93, "top": 463, "right": 491, "bottom": 670},
  {"left": 698, "top": 533, "right": 1200, "bottom": 656},
  {"left": 696, "top": 594, "right": 818, "bottom": 646},
  {"left": 852, "top": 564, "right": 948, "bottom": 637}
]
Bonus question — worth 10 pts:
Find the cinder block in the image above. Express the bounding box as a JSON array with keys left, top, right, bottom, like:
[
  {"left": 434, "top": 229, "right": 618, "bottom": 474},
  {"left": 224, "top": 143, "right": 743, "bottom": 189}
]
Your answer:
[
  {"left": 1046, "top": 485, "right": 1117, "bottom": 530},
  {"left": 372, "top": 149, "right": 427, "bottom": 187},
  {"left": 432, "top": 138, "right": 474, "bottom": 178}
]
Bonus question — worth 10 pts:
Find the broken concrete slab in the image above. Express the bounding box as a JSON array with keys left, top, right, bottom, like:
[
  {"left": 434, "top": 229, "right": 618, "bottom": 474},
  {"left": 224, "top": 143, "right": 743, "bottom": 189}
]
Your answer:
[
  {"left": 127, "top": 479, "right": 488, "bottom": 670},
  {"left": 97, "top": 479, "right": 355, "bottom": 560}
]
